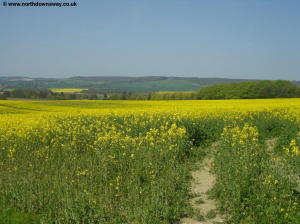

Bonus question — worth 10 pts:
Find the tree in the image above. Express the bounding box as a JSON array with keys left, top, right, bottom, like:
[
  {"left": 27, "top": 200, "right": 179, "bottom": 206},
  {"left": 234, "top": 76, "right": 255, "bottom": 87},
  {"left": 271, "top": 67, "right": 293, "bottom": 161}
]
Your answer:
[
  {"left": 197, "top": 80, "right": 300, "bottom": 100},
  {"left": 103, "top": 93, "right": 108, "bottom": 100}
]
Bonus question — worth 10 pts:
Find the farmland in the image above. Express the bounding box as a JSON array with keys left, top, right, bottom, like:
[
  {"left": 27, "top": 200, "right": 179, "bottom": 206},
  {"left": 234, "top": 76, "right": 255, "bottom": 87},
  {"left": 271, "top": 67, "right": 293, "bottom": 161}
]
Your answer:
[
  {"left": 0, "top": 99, "right": 300, "bottom": 223},
  {"left": 50, "top": 88, "right": 88, "bottom": 93},
  {"left": 0, "top": 76, "right": 253, "bottom": 92}
]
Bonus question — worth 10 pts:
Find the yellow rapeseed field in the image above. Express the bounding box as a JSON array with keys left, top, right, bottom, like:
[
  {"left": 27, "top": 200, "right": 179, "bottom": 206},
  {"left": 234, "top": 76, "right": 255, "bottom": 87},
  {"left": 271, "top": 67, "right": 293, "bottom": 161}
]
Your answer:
[
  {"left": 0, "top": 99, "right": 299, "bottom": 223},
  {"left": 50, "top": 88, "right": 87, "bottom": 93}
]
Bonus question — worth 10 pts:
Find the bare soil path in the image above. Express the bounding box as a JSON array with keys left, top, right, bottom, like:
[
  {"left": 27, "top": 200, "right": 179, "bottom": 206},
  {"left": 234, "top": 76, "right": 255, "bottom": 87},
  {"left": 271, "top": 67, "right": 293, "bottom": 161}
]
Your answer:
[{"left": 181, "top": 143, "right": 224, "bottom": 224}]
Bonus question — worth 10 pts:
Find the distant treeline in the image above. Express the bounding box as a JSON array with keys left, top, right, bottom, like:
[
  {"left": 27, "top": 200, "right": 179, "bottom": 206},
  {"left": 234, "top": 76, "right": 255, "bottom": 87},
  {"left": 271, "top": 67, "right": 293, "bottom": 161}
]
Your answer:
[
  {"left": 0, "top": 80, "right": 299, "bottom": 100},
  {"left": 197, "top": 80, "right": 300, "bottom": 100},
  {"left": 0, "top": 89, "right": 90, "bottom": 100},
  {"left": 106, "top": 80, "right": 300, "bottom": 100},
  {"left": 0, "top": 89, "right": 199, "bottom": 100},
  {"left": 106, "top": 91, "right": 198, "bottom": 100}
]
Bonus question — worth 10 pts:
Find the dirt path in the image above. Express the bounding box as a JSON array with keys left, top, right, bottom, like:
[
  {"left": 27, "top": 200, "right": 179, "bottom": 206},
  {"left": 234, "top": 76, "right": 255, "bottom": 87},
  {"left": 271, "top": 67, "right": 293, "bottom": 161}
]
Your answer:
[
  {"left": 266, "top": 138, "right": 277, "bottom": 152},
  {"left": 181, "top": 139, "right": 280, "bottom": 224},
  {"left": 181, "top": 144, "right": 224, "bottom": 224}
]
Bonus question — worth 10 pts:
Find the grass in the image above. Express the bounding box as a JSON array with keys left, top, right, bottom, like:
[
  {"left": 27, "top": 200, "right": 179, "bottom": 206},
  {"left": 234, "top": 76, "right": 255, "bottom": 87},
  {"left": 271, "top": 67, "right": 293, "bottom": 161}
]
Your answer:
[
  {"left": 195, "top": 213, "right": 205, "bottom": 221},
  {"left": 206, "top": 210, "right": 217, "bottom": 219},
  {"left": 195, "top": 198, "right": 205, "bottom": 204},
  {"left": 0, "top": 208, "right": 40, "bottom": 224},
  {"left": 212, "top": 122, "right": 300, "bottom": 223}
]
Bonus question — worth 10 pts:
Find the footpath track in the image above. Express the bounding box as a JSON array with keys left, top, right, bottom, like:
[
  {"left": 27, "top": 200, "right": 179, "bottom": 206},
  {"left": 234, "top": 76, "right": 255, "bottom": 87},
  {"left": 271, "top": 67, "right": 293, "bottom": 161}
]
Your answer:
[{"left": 181, "top": 143, "right": 224, "bottom": 224}]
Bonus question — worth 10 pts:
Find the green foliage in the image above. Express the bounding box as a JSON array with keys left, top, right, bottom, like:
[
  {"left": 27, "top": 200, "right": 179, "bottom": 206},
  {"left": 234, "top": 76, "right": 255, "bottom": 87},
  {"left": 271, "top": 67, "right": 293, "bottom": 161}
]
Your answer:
[
  {"left": 206, "top": 210, "right": 217, "bottom": 219},
  {"left": 4, "top": 88, "right": 89, "bottom": 100},
  {"left": 150, "top": 91, "right": 198, "bottom": 100},
  {"left": 0, "top": 115, "right": 214, "bottom": 223},
  {"left": 0, "top": 93, "right": 6, "bottom": 100},
  {"left": 180, "top": 118, "right": 224, "bottom": 147},
  {"left": 248, "top": 111, "right": 298, "bottom": 139},
  {"left": 198, "top": 80, "right": 300, "bottom": 100},
  {"left": 107, "top": 91, "right": 198, "bottom": 100},
  {"left": 212, "top": 122, "right": 300, "bottom": 223},
  {"left": 107, "top": 80, "right": 300, "bottom": 101},
  {"left": 0, "top": 208, "right": 40, "bottom": 224}
]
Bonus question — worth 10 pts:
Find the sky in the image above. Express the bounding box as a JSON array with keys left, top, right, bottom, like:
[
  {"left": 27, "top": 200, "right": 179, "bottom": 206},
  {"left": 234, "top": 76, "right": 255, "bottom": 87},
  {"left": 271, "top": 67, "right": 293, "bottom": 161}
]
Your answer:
[{"left": 0, "top": 0, "right": 299, "bottom": 80}]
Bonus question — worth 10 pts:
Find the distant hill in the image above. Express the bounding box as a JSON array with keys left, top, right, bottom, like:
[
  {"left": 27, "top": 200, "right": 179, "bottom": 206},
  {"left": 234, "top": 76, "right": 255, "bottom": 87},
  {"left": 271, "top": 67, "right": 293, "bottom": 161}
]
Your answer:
[
  {"left": 0, "top": 76, "right": 257, "bottom": 92},
  {"left": 1, "top": 76, "right": 299, "bottom": 93},
  {"left": 293, "top": 81, "right": 300, "bottom": 86}
]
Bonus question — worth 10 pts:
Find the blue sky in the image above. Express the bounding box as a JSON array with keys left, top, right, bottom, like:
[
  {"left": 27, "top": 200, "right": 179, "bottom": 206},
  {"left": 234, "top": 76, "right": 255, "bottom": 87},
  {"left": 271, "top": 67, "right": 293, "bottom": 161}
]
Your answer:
[{"left": 0, "top": 0, "right": 299, "bottom": 80}]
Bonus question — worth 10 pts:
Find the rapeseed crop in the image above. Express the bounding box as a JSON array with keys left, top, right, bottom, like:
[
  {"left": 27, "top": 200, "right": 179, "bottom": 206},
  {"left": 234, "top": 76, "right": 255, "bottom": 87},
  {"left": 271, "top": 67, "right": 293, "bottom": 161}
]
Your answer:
[
  {"left": 50, "top": 88, "right": 87, "bottom": 93},
  {"left": 0, "top": 99, "right": 299, "bottom": 223}
]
